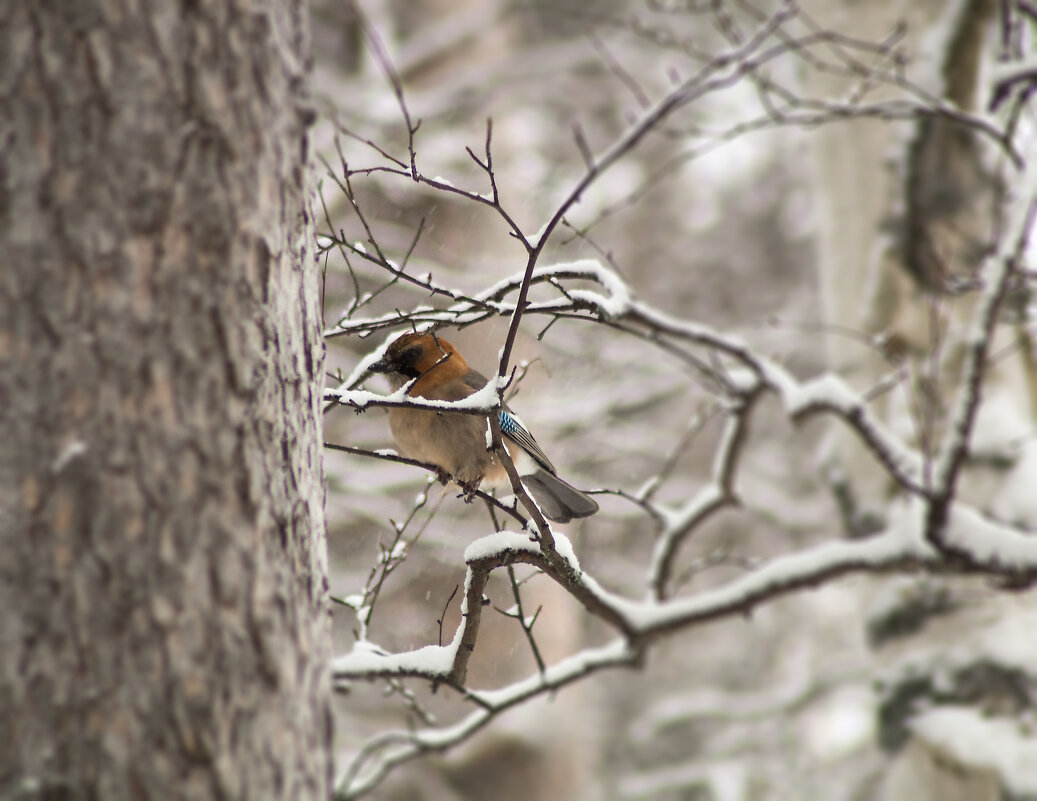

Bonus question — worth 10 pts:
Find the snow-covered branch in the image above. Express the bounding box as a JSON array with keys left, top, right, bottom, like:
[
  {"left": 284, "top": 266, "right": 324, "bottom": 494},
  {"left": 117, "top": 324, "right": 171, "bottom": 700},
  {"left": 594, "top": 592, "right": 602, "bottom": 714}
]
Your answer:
[
  {"left": 321, "top": 1, "right": 1037, "bottom": 796},
  {"left": 333, "top": 489, "right": 1037, "bottom": 798}
]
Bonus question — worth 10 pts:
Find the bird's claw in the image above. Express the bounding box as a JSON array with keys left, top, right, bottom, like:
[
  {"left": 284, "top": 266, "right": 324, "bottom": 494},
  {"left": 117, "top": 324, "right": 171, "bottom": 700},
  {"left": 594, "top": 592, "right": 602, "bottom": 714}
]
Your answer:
[{"left": 457, "top": 479, "right": 480, "bottom": 504}]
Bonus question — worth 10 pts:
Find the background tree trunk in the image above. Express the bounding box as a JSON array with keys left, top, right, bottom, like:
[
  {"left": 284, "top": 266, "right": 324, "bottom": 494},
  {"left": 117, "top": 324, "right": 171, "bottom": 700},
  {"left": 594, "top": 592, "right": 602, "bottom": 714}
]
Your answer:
[
  {"left": 808, "top": 2, "right": 1037, "bottom": 799},
  {"left": 807, "top": 0, "right": 1033, "bottom": 523},
  {"left": 0, "top": 3, "right": 331, "bottom": 800}
]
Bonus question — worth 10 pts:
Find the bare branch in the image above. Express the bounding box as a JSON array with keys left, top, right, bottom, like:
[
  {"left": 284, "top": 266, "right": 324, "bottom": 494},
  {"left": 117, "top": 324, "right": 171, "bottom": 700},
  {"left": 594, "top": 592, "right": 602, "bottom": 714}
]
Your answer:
[
  {"left": 649, "top": 389, "right": 759, "bottom": 600},
  {"left": 925, "top": 196, "right": 1037, "bottom": 559}
]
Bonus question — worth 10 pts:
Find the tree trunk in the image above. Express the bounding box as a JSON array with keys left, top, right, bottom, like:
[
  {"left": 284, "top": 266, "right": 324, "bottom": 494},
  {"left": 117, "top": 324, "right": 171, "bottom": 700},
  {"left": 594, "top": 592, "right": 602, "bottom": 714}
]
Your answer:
[
  {"left": 0, "top": 2, "right": 331, "bottom": 800},
  {"left": 807, "top": 1, "right": 1037, "bottom": 799},
  {"left": 807, "top": 0, "right": 1031, "bottom": 521}
]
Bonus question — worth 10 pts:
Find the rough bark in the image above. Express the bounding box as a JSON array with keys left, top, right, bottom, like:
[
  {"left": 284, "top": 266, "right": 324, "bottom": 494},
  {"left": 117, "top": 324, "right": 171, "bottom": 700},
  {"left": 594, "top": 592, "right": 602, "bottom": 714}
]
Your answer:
[{"left": 0, "top": 2, "right": 330, "bottom": 800}]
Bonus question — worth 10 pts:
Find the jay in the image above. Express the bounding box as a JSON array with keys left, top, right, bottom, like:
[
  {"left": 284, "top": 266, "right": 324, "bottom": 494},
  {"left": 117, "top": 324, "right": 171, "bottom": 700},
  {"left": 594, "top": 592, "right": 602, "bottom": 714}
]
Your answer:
[{"left": 369, "top": 332, "right": 599, "bottom": 524}]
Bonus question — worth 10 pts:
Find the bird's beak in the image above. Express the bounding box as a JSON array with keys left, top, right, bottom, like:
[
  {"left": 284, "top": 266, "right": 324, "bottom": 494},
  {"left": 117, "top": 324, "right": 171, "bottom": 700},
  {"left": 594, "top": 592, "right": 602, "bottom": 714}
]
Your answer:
[{"left": 368, "top": 358, "right": 390, "bottom": 375}]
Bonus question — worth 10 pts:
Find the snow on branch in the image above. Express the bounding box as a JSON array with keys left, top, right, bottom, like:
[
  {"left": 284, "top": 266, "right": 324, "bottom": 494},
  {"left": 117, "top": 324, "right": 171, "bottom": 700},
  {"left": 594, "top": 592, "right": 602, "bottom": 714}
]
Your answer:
[
  {"left": 925, "top": 193, "right": 1037, "bottom": 558},
  {"left": 335, "top": 638, "right": 638, "bottom": 800},
  {"left": 327, "top": 235, "right": 1037, "bottom": 793},
  {"left": 333, "top": 490, "right": 1037, "bottom": 799},
  {"left": 322, "top": 2, "right": 1037, "bottom": 795},
  {"left": 327, "top": 371, "right": 509, "bottom": 414},
  {"left": 327, "top": 242, "right": 1037, "bottom": 794}
]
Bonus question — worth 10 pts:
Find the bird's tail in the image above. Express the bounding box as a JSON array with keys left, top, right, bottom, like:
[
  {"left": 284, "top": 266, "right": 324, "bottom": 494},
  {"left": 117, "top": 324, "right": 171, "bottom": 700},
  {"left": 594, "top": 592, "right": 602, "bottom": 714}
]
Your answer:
[{"left": 521, "top": 469, "right": 599, "bottom": 524}]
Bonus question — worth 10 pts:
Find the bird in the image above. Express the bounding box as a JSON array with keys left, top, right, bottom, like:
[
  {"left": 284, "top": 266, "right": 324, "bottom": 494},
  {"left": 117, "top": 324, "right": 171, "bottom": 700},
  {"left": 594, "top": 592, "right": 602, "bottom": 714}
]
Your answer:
[{"left": 368, "top": 332, "right": 599, "bottom": 524}]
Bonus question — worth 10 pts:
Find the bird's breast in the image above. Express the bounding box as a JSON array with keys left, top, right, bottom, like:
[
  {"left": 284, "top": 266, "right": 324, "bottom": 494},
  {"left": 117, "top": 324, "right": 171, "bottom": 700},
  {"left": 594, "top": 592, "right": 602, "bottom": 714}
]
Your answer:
[{"left": 388, "top": 406, "right": 494, "bottom": 485}]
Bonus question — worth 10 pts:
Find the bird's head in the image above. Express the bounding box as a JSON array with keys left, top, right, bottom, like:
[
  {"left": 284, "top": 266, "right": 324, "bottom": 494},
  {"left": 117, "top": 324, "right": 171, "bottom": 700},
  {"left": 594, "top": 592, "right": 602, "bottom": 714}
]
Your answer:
[{"left": 369, "top": 332, "right": 469, "bottom": 392}]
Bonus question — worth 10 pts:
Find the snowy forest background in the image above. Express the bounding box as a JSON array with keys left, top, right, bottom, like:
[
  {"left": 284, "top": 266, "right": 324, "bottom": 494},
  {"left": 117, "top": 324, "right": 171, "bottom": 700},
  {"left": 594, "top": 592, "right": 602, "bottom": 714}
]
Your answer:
[{"left": 316, "top": 1, "right": 1037, "bottom": 800}]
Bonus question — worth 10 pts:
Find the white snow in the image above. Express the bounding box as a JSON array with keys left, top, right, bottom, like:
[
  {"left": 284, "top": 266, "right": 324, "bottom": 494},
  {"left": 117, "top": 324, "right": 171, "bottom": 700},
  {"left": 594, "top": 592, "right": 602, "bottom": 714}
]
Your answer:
[
  {"left": 332, "top": 639, "right": 458, "bottom": 676},
  {"left": 628, "top": 520, "right": 932, "bottom": 633},
  {"left": 801, "top": 685, "right": 875, "bottom": 761},
  {"left": 463, "top": 531, "right": 539, "bottom": 562},
  {"left": 471, "top": 258, "right": 631, "bottom": 318},
  {"left": 330, "top": 371, "right": 509, "bottom": 413},
  {"left": 992, "top": 443, "right": 1037, "bottom": 527},
  {"left": 781, "top": 372, "right": 923, "bottom": 484},
  {"left": 471, "top": 638, "right": 632, "bottom": 708},
  {"left": 652, "top": 485, "right": 726, "bottom": 545},
  {"left": 462, "top": 529, "right": 581, "bottom": 574},
  {"left": 910, "top": 706, "right": 1037, "bottom": 794},
  {"left": 551, "top": 530, "right": 581, "bottom": 572},
  {"left": 782, "top": 372, "right": 861, "bottom": 416},
  {"left": 974, "top": 607, "right": 1037, "bottom": 671},
  {"left": 943, "top": 501, "right": 1037, "bottom": 570},
  {"left": 329, "top": 385, "right": 407, "bottom": 410},
  {"left": 562, "top": 258, "right": 633, "bottom": 319},
  {"left": 970, "top": 391, "right": 1032, "bottom": 456},
  {"left": 342, "top": 594, "right": 364, "bottom": 610}
]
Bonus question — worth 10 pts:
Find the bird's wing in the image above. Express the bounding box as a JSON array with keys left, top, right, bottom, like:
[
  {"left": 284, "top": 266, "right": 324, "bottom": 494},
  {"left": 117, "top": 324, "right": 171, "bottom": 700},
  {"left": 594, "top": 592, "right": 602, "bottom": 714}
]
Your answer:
[
  {"left": 454, "top": 368, "right": 557, "bottom": 474},
  {"left": 461, "top": 369, "right": 490, "bottom": 393},
  {"left": 499, "top": 410, "right": 556, "bottom": 474}
]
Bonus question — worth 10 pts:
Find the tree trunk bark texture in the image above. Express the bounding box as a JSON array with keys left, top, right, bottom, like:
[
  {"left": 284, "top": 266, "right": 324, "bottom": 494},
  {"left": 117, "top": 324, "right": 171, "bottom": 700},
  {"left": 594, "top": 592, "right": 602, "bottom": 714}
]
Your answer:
[{"left": 0, "top": 2, "right": 330, "bottom": 800}]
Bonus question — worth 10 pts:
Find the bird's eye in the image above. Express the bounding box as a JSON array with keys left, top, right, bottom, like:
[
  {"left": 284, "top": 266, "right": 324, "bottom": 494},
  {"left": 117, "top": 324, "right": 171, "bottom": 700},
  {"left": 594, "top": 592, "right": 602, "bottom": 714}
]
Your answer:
[{"left": 399, "top": 346, "right": 424, "bottom": 376}]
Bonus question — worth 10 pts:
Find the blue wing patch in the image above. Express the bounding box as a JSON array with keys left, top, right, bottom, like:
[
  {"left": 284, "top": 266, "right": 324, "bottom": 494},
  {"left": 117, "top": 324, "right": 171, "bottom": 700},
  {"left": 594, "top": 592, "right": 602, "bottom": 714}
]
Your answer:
[
  {"left": 499, "top": 410, "right": 520, "bottom": 436},
  {"left": 498, "top": 410, "right": 555, "bottom": 473}
]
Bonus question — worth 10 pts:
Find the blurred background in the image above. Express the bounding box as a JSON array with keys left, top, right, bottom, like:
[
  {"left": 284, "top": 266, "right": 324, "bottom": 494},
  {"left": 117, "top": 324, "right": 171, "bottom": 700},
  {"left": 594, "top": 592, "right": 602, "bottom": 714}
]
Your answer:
[{"left": 312, "top": 1, "right": 1037, "bottom": 799}]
